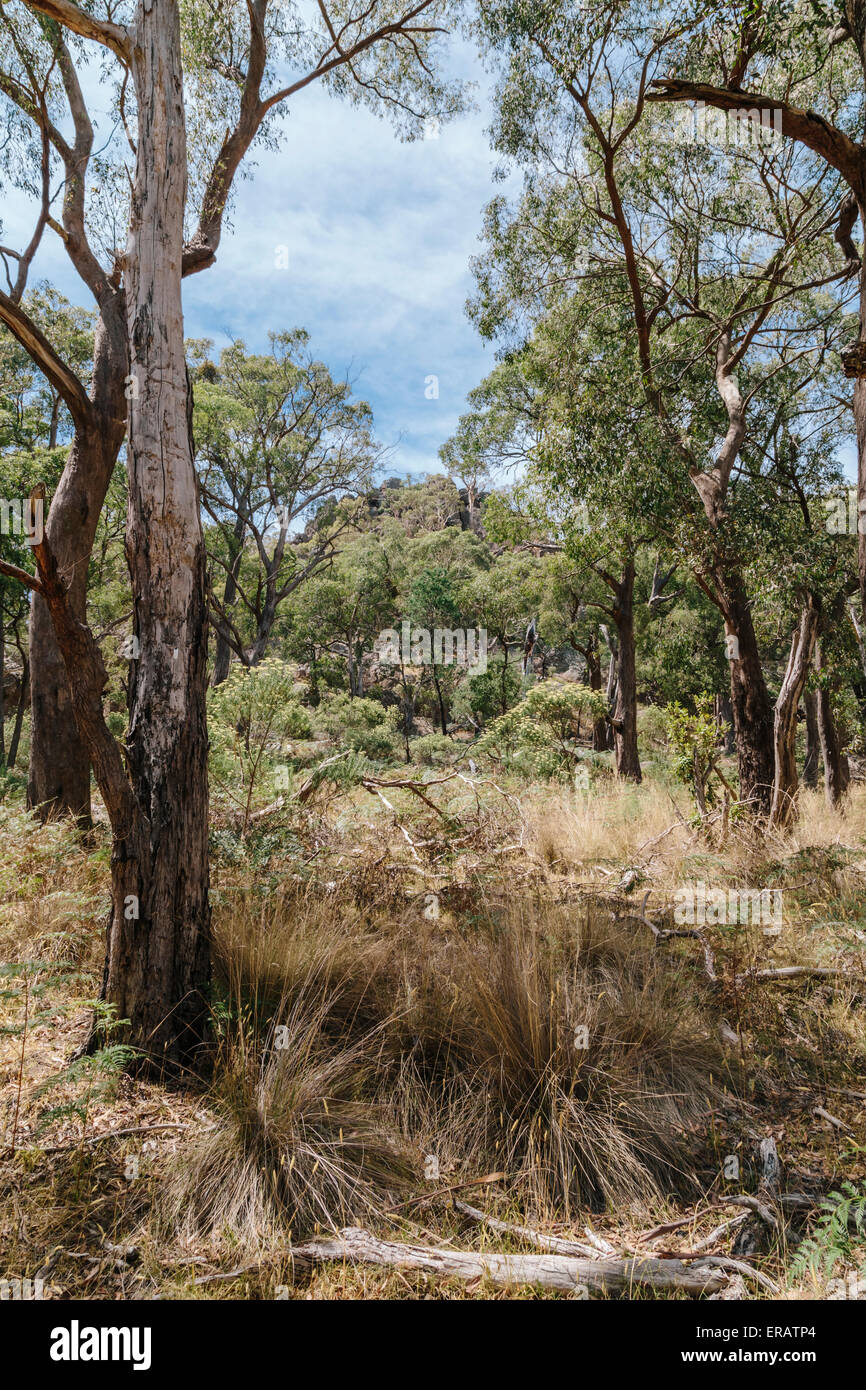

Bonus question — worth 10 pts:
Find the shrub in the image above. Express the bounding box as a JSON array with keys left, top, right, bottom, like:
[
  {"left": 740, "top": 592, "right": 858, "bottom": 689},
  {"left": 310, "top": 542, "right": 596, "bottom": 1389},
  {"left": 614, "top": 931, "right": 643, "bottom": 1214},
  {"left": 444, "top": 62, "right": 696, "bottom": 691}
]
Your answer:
[
  {"left": 665, "top": 695, "right": 728, "bottom": 814},
  {"left": 314, "top": 691, "right": 399, "bottom": 759},
  {"left": 450, "top": 654, "right": 521, "bottom": 728},
  {"left": 476, "top": 681, "right": 607, "bottom": 778},
  {"left": 208, "top": 660, "right": 312, "bottom": 825},
  {"left": 409, "top": 733, "right": 456, "bottom": 767},
  {"left": 638, "top": 704, "right": 669, "bottom": 753}
]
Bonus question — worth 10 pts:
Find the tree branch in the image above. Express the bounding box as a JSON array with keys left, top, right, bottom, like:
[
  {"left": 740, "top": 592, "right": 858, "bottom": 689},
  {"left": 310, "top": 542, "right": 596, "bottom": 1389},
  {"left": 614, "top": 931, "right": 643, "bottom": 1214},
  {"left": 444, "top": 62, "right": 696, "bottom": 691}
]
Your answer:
[
  {"left": 0, "top": 290, "right": 93, "bottom": 428},
  {"left": 22, "top": 0, "right": 129, "bottom": 63},
  {"left": 647, "top": 80, "right": 866, "bottom": 195}
]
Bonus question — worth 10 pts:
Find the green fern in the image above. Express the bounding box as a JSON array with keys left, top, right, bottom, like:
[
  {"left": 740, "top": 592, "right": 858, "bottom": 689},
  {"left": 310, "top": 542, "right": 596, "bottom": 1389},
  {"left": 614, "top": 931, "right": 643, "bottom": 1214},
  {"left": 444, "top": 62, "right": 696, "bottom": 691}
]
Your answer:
[
  {"left": 790, "top": 1182, "right": 866, "bottom": 1280},
  {"left": 32, "top": 1043, "right": 137, "bottom": 1132}
]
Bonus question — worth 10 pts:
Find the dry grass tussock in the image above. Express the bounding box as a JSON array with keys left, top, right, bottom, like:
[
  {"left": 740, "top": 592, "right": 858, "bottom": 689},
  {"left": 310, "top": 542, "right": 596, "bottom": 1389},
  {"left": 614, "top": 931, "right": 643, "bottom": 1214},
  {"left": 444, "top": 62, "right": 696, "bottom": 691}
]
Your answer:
[{"left": 156, "top": 882, "right": 730, "bottom": 1251}]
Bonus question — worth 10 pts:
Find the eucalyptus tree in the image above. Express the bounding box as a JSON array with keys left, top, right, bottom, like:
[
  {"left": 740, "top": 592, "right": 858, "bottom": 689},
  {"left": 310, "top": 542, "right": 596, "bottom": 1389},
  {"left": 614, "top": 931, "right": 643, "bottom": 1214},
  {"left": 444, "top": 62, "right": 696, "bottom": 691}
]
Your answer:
[
  {"left": 193, "top": 333, "right": 381, "bottom": 683},
  {"left": 0, "top": 305, "right": 79, "bottom": 773},
  {"left": 539, "top": 553, "right": 621, "bottom": 752},
  {"left": 296, "top": 532, "right": 400, "bottom": 698},
  {"left": 0, "top": 271, "right": 106, "bottom": 821},
  {"left": 0, "top": 0, "right": 461, "bottom": 1071},
  {"left": 449, "top": 367, "right": 646, "bottom": 778},
  {"left": 470, "top": 0, "right": 856, "bottom": 815},
  {"left": 645, "top": 0, "right": 866, "bottom": 621}
]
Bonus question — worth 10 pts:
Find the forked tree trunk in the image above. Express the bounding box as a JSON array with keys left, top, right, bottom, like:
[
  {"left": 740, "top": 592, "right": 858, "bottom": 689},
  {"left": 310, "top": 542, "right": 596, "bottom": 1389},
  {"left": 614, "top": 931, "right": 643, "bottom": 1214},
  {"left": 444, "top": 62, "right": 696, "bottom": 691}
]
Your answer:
[
  {"left": 246, "top": 587, "right": 279, "bottom": 668},
  {"left": 770, "top": 597, "right": 820, "bottom": 828},
  {"left": 27, "top": 315, "right": 127, "bottom": 823},
  {"left": 103, "top": 0, "right": 210, "bottom": 1070},
  {"left": 610, "top": 560, "right": 641, "bottom": 782}
]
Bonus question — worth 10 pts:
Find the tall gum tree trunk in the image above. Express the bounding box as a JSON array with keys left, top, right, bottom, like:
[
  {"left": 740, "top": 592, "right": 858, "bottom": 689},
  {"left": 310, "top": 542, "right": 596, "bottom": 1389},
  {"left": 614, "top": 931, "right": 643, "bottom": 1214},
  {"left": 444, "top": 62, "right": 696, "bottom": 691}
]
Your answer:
[
  {"left": 104, "top": 0, "right": 211, "bottom": 1070},
  {"left": 720, "top": 573, "right": 774, "bottom": 816},
  {"left": 611, "top": 561, "right": 641, "bottom": 782},
  {"left": 770, "top": 597, "right": 820, "bottom": 828},
  {"left": 815, "top": 639, "right": 850, "bottom": 808},
  {"left": 27, "top": 313, "right": 127, "bottom": 824}
]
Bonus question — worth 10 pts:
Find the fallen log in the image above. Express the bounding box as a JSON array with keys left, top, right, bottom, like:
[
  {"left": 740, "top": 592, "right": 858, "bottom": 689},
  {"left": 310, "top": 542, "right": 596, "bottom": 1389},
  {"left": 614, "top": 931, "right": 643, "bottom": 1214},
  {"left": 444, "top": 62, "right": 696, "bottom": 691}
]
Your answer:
[
  {"left": 290, "top": 1226, "right": 728, "bottom": 1295},
  {"left": 453, "top": 1200, "right": 600, "bottom": 1257}
]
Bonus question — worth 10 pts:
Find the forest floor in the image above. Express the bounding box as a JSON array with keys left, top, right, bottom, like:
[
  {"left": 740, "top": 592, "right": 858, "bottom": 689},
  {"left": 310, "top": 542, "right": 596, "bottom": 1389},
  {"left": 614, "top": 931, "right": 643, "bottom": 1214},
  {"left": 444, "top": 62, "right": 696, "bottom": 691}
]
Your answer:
[{"left": 2, "top": 758, "right": 865, "bottom": 1300}]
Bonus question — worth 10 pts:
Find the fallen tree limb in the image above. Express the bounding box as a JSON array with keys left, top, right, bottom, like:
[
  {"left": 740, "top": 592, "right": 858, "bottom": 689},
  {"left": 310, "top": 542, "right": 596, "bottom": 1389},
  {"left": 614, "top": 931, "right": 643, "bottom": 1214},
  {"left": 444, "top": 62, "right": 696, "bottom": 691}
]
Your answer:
[
  {"left": 453, "top": 1200, "right": 600, "bottom": 1258},
  {"left": 289, "top": 1226, "right": 728, "bottom": 1295},
  {"left": 739, "top": 966, "right": 851, "bottom": 985},
  {"left": 813, "top": 1105, "right": 854, "bottom": 1134},
  {"left": 688, "top": 1255, "right": 780, "bottom": 1294}
]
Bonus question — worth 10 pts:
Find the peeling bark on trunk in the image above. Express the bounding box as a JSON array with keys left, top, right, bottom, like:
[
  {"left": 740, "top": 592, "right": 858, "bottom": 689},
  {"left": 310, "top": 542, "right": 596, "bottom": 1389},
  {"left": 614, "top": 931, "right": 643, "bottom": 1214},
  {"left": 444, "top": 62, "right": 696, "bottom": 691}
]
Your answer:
[
  {"left": 27, "top": 314, "right": 127, "bottom": 824},
  {"left": 770, "top": 597, "right": 820, "bottom": 828},
  {"left": 106, "top": 0, "right": 210, "bottom": 1071}
]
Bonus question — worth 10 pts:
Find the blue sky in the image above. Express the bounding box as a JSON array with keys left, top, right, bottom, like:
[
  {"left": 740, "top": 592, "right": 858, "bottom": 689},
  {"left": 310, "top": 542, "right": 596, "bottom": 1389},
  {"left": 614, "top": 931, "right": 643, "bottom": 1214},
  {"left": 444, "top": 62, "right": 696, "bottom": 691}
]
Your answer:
[
  {"left": 183, "top": 70, "right": 508, "bottom": 477},
  {"left": 2, "top": 39, "right": 508, "bottom": 479}
]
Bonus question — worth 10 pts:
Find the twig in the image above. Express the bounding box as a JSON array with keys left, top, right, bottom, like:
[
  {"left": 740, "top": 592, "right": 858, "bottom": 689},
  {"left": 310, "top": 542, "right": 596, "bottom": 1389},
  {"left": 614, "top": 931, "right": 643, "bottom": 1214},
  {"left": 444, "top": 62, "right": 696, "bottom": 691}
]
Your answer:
[
  {"left": 384, "top": 1172, "right": 507, "bottom": 1215},
  {"left": 813, "top": 1106, "right": 854, "bottom": 1134},
  {"left": 40, "top": 1122, "right": 194, "bottom": 1154}
]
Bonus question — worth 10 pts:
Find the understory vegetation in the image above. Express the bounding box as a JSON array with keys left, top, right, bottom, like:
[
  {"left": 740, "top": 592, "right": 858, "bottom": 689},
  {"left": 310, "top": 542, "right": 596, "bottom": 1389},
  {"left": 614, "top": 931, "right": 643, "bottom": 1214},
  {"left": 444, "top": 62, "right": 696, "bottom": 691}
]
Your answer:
[
  {"left": 2, "top": 746, "right": 865, "bottom": 1299},
  {"left": 3, "top": 0, "right": 866, "bottom": 1308}
]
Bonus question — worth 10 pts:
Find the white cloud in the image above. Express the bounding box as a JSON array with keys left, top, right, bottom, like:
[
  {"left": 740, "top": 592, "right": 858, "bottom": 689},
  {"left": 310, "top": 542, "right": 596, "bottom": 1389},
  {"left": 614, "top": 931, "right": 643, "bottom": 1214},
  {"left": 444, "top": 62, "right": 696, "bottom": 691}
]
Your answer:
[{"left": 2, "top": 43, "right": 517, "bottom": 477}]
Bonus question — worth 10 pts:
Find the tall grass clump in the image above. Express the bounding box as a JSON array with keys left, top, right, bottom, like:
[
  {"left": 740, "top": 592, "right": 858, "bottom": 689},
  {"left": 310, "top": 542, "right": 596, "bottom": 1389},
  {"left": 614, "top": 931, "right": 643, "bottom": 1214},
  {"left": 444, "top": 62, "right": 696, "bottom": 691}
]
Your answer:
[
  {"left": 449, "top": 910, "right": 727, "bottom": 1216},
  {"left": 165, "top": 879, "right": 731, "bottom": 1246},
  {"left": 159, "top": 982, "right": 413, "bottom": 1252}
]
